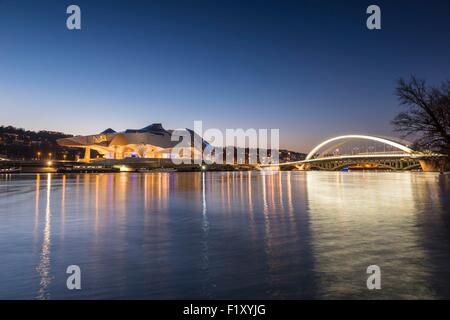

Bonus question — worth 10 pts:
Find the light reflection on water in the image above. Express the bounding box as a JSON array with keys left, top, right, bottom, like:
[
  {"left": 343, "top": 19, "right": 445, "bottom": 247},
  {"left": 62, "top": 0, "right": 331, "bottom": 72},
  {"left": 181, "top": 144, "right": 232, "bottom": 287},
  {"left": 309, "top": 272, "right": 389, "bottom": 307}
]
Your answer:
[
  {"left": 35, "top": 174, "right": 52, "bottom": 299},
  {"left": 0, "top": 172, "right": 449, "bottom": 299}
]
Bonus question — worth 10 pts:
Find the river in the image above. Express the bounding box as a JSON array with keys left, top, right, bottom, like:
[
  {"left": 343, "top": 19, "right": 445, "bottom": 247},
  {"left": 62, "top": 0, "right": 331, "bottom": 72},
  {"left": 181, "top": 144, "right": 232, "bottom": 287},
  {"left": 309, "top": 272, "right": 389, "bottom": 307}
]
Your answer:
[{"left": 0, "top": 171, "right": 449, "bottom": 299}]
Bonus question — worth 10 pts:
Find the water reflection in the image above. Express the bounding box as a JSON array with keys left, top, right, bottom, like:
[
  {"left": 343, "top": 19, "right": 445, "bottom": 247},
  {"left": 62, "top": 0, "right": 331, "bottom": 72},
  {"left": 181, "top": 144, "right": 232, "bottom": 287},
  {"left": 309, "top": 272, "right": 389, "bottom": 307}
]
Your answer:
[
  {"left": 36, "top": 174, "right": 52, "bottom": 300},
  {"left": 305, "top": 172, "right": 448, "bottom": 299},
  {"left": 0, "top": 172, "right": 449, "bottom": 299},
  {"left": 200, "top": 172, "right": 212, "bottom": 297},
  {"left": 33, "top": 174, "right": 40, "bottom": 248}
]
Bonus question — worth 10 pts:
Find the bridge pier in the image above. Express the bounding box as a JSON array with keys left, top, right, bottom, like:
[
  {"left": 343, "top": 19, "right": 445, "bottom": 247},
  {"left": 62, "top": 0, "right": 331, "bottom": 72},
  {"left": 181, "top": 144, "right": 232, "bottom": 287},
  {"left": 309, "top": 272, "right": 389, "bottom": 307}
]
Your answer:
[{"left": 419, "top": 159, "right": 445, "bottom": 172}]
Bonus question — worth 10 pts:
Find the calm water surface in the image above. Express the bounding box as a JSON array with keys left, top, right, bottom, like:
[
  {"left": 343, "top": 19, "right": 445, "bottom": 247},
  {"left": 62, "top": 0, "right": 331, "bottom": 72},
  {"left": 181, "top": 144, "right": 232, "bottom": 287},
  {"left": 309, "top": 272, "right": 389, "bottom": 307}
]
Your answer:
[{"left": 0, "top": 171, "right": 449, "bottom": 299}]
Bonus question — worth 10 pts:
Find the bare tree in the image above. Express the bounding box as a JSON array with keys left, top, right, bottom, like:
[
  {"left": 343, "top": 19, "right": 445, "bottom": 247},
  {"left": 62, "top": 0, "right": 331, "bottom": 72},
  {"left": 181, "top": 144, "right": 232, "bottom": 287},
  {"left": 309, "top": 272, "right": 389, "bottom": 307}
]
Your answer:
[{"left": 392, "top": 76, "right": 450, "bottom": 155}]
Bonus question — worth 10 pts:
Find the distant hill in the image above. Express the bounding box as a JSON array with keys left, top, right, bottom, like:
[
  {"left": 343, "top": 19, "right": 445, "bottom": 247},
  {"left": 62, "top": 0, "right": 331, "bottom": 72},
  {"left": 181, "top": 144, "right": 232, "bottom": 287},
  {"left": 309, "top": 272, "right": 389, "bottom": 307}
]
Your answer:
[{"left": 0, "top": 125, "right": 80, "bottom": 160}]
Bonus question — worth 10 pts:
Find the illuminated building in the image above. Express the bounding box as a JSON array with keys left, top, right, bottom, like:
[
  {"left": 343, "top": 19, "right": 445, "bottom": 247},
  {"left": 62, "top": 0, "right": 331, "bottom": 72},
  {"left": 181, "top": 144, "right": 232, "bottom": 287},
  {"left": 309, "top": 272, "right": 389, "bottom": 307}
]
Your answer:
[{"left": 57, "top": 123, "right": 207, "bottom": 162}]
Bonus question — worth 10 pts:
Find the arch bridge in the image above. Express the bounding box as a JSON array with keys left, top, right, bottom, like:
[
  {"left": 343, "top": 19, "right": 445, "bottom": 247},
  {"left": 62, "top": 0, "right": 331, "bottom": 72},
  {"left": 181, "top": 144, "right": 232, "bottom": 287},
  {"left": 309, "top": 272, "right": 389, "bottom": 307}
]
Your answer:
[{"left": 263, "top": 135, "right": 445, "bottom": 172}]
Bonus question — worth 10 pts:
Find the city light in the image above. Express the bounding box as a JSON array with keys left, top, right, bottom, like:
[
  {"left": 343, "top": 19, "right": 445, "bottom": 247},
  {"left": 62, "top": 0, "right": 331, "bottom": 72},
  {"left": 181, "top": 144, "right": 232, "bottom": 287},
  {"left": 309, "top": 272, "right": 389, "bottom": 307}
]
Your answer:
[{"left": 119, "top": 165, "right": 132, "bottom": 172}]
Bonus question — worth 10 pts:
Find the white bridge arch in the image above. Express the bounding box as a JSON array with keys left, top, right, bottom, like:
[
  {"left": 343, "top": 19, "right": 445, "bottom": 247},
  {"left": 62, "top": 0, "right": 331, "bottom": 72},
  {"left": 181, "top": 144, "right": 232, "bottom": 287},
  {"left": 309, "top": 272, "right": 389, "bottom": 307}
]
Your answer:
[{"left": 305, "top": 134, "right": 415, "bottom": 160}]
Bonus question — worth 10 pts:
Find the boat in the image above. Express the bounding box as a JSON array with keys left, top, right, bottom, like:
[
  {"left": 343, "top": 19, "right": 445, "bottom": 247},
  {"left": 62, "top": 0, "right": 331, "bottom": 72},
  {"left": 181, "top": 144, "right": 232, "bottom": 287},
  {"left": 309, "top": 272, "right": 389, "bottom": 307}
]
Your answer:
[
  {"left": 137, "top": 168, "right": 177, "bottom": 173},
  {"left": 57, "top": 166, "right": 120, "bottom": 173},
  {"left": 0, "top": 167, "right": 22, "bottom": 173}
]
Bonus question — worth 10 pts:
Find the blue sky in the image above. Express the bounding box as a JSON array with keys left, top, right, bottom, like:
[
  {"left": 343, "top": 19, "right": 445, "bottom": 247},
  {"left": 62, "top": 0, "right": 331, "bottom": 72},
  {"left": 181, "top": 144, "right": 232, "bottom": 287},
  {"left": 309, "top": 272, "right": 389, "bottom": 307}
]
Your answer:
[{"left": 1, "top": 0, "right": 449, "bottom": 152}]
